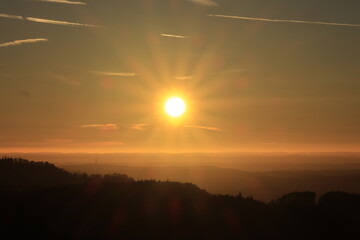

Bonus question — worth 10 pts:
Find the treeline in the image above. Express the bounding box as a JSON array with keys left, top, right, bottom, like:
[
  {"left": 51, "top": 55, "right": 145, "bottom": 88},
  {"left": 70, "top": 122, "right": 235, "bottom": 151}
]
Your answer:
[
  {"left": 0, "top": 157, "right": 132, "bottom": 190},
  {"left": 0, "top": 157, "right": 359, "bottom": 240}
]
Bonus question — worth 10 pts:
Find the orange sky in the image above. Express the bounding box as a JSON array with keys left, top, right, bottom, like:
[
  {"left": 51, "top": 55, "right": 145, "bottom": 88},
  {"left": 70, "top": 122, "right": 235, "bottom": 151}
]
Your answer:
[{"left": 1, "top": 0, "right": 360, "bottom": 153}]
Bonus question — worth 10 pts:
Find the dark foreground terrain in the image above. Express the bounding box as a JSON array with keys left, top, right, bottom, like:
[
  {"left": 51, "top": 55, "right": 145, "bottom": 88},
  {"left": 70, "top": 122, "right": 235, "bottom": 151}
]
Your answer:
[
  {"left": 1, "top": 157, "right": 359, "bottom": 240},
  {"left": 63, "top": 164, "right": 360, "bottom": 202}
]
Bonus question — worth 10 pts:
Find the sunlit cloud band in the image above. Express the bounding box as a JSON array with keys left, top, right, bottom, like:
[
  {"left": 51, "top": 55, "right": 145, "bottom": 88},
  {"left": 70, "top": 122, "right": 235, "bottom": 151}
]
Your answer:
[
  {"left": 91, "top": 141, "right": 124, "bottom": 146},
  {"left": 174, "top": 76, "right": 193, "bottom": 80},
  {"left": 81, "top": 124, "right": 118, "bottom": 130},
  {"left": 48, "top": 72, "right": 81, "bottom": 85},
  {"left": 0, "top": 13, "right": 23, "bottom": 20},
  {"left": 185, "top": 125, "right": 222, "bottom": 132},
  {"left": 132, "top": 124, "right": 148, "bottom": 131},
  {"left": 91, "top": 71, "right": 137, "bottom": 77},
  {"left": 33, "top": 0, "right": 86, "bottom": 5},
  {"left": 160, "top": 34, "right": 190, "bottom": 39},
  {"left": 0, "top": 38, "right": 48, "bottom": 48},
  {"left": 0, "top": 13, "right": 101, "bottom": 28},
  {"left": 208, "top": 14, "right": 360, "bottom": 28},
  {"left": 188, "top": 0, "right": 218, "bottom": 6}
]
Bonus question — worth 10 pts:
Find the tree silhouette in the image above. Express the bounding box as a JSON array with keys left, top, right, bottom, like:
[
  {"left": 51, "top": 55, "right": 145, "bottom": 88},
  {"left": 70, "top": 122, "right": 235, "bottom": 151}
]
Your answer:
[{"left": 0, "top": 157, "right": 359, "bottom": 240}]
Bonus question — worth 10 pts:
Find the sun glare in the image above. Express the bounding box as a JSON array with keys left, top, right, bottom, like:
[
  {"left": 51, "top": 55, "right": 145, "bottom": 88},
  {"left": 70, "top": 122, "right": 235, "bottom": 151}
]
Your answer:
[{"left": 164, "top": 97, "right": 186, "bottom": 117}]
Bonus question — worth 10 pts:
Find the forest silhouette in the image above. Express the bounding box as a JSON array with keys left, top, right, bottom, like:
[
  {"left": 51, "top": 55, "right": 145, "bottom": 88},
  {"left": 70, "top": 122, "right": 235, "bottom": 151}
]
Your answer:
[{"left": 0, "top": 157, "right": 359, "bottom": 240}]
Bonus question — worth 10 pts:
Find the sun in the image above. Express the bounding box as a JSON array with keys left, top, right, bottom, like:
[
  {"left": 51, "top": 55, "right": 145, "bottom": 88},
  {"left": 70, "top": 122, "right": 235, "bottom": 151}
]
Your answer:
[{"left": 164, "top": 97, "right": 186, "bottom": 117}]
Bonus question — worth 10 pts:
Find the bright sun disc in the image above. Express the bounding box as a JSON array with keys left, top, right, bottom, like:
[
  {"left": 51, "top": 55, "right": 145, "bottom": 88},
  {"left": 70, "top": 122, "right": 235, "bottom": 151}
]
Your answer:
[{"left": 165, "top": 97, "right": 186, "bottom": 117}]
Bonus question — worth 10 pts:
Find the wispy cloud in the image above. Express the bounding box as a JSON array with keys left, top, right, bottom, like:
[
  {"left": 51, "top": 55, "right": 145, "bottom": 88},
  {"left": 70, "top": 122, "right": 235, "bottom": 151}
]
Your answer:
[
  {"left": 91, "top": 141, "right": 125, "bottom": 146},
  {"left": 132, "top": 123, "right": 148, "bottom": 131},
  {"left": 33, "top": 0, "right": 86, "bottom": 5},
  {"left": 174, "top": 76, "right": 193, "bottom": 80},
  {"left": 160, "top": 34, "right": 190, "bottom": 39},
  {"left": 0, "top": 13, "right": 23, "bottom": 20},
  {"left": 208, "top": 14, "right": 360, "bottom": 28},
  {"left": 91, "top": 71, "right": 137, "bottom": 77},
  {"left": 81, "top": 124, "right": 118, "bottom": 130},
  {"left": 0, "top": 13, "right": 100, "bottom": 28},
  {"left": 188, "top": 0, "right": 218, "bottom": 6},
  {"left": 0, "top": 38, "right": 48, "bottom": 48},
  {"left": 185, "top": 125, "right": 222, "bottom": 132},
  {"left": 27, "top": 16, "right": 100, "bottom": 28},
  {"left": 48, "top": 72, "right": 81, "bottom": 85}
]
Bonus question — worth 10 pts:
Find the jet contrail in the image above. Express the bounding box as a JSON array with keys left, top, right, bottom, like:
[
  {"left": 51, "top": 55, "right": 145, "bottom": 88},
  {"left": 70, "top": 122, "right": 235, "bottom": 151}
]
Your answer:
[
  {"left": 184, "top": 125, "right": 222, "bottom": 132},
  {"left": 33, "top": 0, "right": 86, "bottom": 5},
  {"left": 0, "top": 38, "right": 48, "bottom": 48},
  {"left": 208, "top": 14, "right": 360, "bottom": 28},
  {"left": 91, "top": 71, "right": 137, "bottom": 77},
  {"left": 188, "top": 0, "right": 218, "bottom": 7},
  {"left": 160, "top": 34, "right": 190, "bottom": 39},
  {"left": 0, "top": 13, "right": 23, "bottom": 20},
  {"left": 0, "top": 13, "right": 101, "bottom": 28},
  {"left": 26, "top": 16, "right": 99, "bottom": 27}
]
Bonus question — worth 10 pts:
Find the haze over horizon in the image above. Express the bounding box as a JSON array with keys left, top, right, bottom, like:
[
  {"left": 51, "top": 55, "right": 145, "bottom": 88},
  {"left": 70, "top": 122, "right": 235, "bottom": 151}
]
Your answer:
[{"left": 1, "top": 0, "right": 360, "bottom": 153}]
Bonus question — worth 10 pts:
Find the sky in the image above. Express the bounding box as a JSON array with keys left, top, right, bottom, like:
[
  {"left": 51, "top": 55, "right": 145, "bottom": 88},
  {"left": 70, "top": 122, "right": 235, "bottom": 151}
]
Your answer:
[{"left": 0, "top": 0, "right": 359, "bottom": 153}]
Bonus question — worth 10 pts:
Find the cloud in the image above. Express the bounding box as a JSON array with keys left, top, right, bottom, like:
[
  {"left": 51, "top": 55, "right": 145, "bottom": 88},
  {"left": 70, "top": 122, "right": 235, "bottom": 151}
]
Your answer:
[
  {"left": 91, "top": 141, "right": 125, "bottom": 146},
  {"left": 91, "top": 71, "right": 137, "bottom": 77},
  {"left": 81, "top": 124, "right": 118, "bottom": 130},
  {"left": 33, "top": 0, "right": 86, "bottom": 5},
  {"left": 185, "top": 124, "right": 222, "bottom": 132},
  {"left": 0, "top": 38, "right": 48, "bottom": 48},
  {"left": 208, "top": 14, "right": 360, "bottom": 28},
  {"left": 45, "top": 139, "right": 124, "bottom": 146},
  {"left": 188, "top": 0, "right": 218, "bottom": 6},
  {"left": 27, "top": 16, "right": 100, "bottom": 28},
  {"left": 0, "top": 13, "right": 23, "bottom": 20},
  {"left": 0, "top": 13, "right": 101, "bottom": 28},
  {"left": 160, "top": 34, "right": 190, "bottom": 39},
  {"left": 132, "top": 123, "right": 148, "bottom": 131},
  {"left": 49, "top": 72, "right": 81, "bottom": 85},
  {"left": 174, "top": 76, "right": 193, "bottom": 80}
]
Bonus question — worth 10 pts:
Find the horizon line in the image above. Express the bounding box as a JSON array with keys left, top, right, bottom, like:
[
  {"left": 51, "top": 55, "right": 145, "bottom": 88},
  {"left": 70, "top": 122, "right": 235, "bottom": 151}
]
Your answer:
[{"left": 1, "top": 151, "right": 360, "bottom": 155}]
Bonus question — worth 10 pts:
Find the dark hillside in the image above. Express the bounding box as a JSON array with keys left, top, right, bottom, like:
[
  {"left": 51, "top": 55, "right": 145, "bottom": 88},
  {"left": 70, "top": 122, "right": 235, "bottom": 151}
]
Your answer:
[
  {"left": 0, "top": 157, "right": 359, "bottom": 240},
  {"left": 0, "top": 157, "right": 131, "bottom": 190},
  {"left": 0, "top": 157, "right": 77, "bottom": 189}
]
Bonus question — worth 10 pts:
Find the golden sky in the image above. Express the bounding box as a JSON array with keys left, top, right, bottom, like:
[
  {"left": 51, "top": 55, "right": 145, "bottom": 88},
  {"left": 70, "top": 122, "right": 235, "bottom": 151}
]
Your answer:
[{"left": 0, "top": 0, "right": 360, "bottom": 153}]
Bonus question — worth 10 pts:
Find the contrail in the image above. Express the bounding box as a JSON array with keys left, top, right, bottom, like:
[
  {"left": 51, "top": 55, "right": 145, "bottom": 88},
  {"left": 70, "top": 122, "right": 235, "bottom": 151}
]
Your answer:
[
  {"left": 188, "top": 0, "right": 218, "bottom": 7},
  {"left": 0, "top": 13, "right": 101, "bottom": 28},
  {"left": 26, "top": 16, "right": 99, "bottom": 27},
  {"left": 184, "top": 125, "right": 222, "bottom": 132},
  {"left": 0, "top": 13, "right": 23, "bottom": 20},
  {"left": 160, "top": 34, "right": 190, "bottom": 39},
  {"left": 81, "top": 124, "right": 118, "bottom": 130},
  {"left": 0, "top": 38, "right": 48, "bottom": 48},
  {"left": 208, "top": 14, "right": 360, "bottom": 28},
  {"left": 91, "top": 71, "right": 137, "bottom": 77},
  {"left": 33, "top": 0, "right": 86, "bottom": 5}
]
